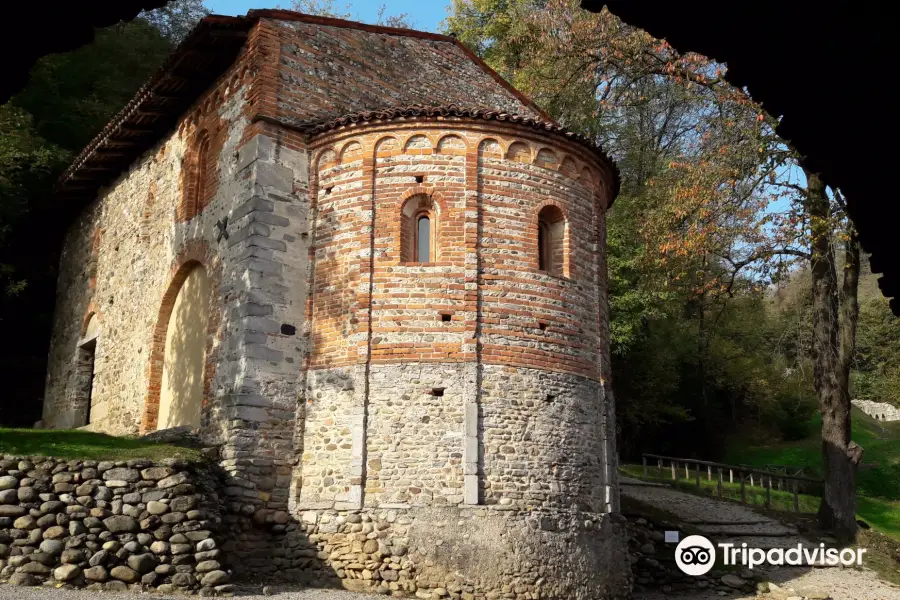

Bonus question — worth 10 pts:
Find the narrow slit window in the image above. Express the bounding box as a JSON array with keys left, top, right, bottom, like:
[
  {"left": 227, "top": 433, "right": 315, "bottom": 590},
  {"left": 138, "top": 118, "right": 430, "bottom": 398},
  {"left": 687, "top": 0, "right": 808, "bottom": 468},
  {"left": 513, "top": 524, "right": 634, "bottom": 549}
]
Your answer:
[
  {"left": 538, "top": 221, "right": 551, "bottom": 271},
  {"left": 182, "top": 130, "right": 211, "bottom": 220},
  {"left": 194, "top": 135, "right": 210, "bottom": 209},
  {"left": 416, "top": 214, "right": 431, "bottom": 262}
]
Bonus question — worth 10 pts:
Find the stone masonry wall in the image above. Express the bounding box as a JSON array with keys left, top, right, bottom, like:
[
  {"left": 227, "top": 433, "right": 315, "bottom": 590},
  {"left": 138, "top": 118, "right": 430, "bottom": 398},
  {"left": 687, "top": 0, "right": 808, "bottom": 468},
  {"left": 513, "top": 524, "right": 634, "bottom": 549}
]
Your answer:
[
  {"left": 0, "top": 455, "right": 230, "bottom": 594},
  {"left": 852, "top": 399, "right": 900, "bottom": 421},
  {"left": 43, "top": 47, "right": 311, "bottom": 520},
  {"left": 41, "top": 63, "right": 255, "bottom": 435},
  {"left": 222, "top": 505, "right": 631, "bottom": 599}
]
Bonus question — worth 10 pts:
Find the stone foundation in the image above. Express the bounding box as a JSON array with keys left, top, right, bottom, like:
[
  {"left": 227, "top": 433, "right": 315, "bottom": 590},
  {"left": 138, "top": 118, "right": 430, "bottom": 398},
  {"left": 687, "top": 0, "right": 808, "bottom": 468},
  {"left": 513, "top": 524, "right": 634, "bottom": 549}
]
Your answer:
[
  {"left": 223, "top": 505, "right": 632, "bottom": 599},
  {"left": 0, "top": 455, "right": 230, "bottom": 594}
]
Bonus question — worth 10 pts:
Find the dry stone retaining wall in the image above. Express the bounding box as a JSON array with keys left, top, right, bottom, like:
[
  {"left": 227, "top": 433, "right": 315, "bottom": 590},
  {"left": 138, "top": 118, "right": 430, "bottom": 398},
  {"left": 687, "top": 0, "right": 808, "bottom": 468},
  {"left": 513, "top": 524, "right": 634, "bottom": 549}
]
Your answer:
[{"left": 0, "top": 455, "right": 230, "bottom": 595}]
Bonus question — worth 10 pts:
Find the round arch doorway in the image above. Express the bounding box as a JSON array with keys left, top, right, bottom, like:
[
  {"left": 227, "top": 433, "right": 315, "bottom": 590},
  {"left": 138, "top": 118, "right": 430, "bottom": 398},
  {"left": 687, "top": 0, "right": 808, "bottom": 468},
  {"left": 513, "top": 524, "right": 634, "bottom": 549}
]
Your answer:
[{"left": 157, "top": 263, "right": 209, "bottom": 429}]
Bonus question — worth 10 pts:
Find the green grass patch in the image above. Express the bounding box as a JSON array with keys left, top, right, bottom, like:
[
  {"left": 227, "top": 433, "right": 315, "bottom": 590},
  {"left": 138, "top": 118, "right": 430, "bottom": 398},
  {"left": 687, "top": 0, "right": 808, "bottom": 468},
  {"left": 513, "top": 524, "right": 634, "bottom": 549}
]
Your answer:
[
  {"left": 724, "top": 408, "right": 900, "bottom": 501},
  {"left": 0, "top": 428, "right": 203, "bottom": 461},
  {"left": 722, "top": 407, "right": 900, "bottom": 541},
  {"left": 856, "top": 496, "right": 900, "bottom": 540}
]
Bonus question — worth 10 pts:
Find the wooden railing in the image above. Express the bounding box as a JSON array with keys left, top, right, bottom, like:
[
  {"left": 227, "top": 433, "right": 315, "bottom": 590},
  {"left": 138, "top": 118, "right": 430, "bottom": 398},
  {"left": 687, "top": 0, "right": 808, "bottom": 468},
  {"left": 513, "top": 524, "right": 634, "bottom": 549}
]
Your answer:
[
  {"left": 641, "top": 453, "right": 823, "bottom": 512},
  {"left": 759, "top": 464, "right": 807, "bottom": 478}
]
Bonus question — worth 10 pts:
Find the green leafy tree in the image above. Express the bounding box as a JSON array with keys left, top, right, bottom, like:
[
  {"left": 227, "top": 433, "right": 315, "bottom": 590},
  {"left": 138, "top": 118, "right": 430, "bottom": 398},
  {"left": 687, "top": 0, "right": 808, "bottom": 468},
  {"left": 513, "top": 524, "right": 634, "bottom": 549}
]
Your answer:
[{"left": 0, "top": 0, "right": 203, "bottom": 425}]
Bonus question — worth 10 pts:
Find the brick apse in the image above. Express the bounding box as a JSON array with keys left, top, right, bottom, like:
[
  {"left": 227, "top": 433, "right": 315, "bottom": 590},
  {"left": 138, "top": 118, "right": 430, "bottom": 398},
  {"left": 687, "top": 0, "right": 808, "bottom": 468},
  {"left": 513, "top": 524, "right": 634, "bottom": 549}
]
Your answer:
[{"left": 42, "top": 11, "right": 629, "bottom": 598}]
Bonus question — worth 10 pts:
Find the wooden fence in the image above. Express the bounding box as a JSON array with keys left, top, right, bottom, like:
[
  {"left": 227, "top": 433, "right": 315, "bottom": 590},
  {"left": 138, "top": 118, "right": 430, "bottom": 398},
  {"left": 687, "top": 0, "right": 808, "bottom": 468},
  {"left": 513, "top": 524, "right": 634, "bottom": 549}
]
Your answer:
[{"left": 641, "top": 453, "right": 823, "bottom": 512}]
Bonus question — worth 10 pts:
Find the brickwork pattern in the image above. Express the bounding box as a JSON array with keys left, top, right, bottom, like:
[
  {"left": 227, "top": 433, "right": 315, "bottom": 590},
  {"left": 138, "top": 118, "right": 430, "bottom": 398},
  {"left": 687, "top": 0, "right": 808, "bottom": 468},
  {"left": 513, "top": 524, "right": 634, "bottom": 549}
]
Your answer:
[
  {"left": 42, "top": 72, "right": 252, "bottom": 435},
  {"left": 298, "top": 120, "right": 616, "bottom": 511}
]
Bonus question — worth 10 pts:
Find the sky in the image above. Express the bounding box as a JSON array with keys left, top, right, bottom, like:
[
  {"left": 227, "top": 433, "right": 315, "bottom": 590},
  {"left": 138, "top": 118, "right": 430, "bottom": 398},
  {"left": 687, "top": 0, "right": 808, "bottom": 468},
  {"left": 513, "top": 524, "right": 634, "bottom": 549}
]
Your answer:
[{"left": 204, "top": 0, "right": 452, "bottom": 32}]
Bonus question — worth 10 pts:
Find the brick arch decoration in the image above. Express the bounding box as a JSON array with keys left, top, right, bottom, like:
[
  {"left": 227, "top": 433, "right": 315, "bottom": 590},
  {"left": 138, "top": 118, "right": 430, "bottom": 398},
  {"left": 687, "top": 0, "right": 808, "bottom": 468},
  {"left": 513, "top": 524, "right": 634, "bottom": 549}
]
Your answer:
[
  {"left": 176, "top": 82, "right": 232, "bottom": 223},
  {"left": 374, "top": 136, "right": 401, "bottom": 157},
  {"left": 339, "top": 140, "right": 364, "bottom": 164},
  {"left": 403, "top": 133, "right": 433, "bottom": 155},
  {"left": 140, "top": 239, "right": 222, "bottom": 433},
  {"left": 178, "top": 129, "right": 211, "bottom": 222},
  {"left": 435, "top": 133, "right": 467, "bottom": 155}
]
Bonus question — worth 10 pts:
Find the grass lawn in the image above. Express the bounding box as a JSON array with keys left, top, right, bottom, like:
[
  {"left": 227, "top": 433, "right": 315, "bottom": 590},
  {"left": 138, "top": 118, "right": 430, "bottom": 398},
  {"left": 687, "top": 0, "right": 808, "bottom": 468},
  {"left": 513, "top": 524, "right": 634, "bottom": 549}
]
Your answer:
[
  {"left": 0, "top": 428, "right": 204, "bottom": 461},
  {"left": 722, "top": 407, "right": 900, "bottom": 540}
]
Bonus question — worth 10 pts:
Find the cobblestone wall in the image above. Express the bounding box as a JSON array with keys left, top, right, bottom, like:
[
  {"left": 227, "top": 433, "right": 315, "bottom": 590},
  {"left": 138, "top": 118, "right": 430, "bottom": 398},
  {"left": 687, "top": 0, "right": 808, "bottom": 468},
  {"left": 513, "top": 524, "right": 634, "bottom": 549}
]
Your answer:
[{"left": 0, "top": 455, "right": 229, "bottom": 594}]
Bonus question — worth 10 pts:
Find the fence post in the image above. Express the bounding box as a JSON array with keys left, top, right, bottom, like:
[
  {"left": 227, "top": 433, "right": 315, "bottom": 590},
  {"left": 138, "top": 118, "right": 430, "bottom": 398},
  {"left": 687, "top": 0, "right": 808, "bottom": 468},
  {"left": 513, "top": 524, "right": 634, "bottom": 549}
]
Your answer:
[
  {"left": 717, "top": 468, "right": 723, "bottom": 499},
  {"left": 685, "top": 462, "right": 689, "bottom": 480},
  {"left": 792, "top": 479, "right": 799, "bottom": 512},
  {"left": 729, "top": 469, "right": 733, "bottom": 484},
  {"left": 765, "top": 476, "right": 772, "bottom": 509},
  {"left": 671, "top": 460, "right": 676, "bottom": 481},
  {"left": 695, "top": 462, "right": 701, "bottom": 489},
  {"left": 740, "top": 472, "right": 746, "bottom": 504},
  {"left": 643, "top": 455, "right": 648, "bottom": 477},
  {"left": 749, "top": 472, "right": 754, "bottom": 487},
  {"left": 707, "top": 465, "right": 712, "bottom": 481}
]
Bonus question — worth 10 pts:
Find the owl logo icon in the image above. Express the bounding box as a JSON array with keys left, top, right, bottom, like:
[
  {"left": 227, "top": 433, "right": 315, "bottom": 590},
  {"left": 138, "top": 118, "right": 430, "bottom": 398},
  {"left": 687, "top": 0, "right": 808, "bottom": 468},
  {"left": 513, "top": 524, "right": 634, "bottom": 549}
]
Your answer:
[{"left": 675, "top": 535, "right": 716, "bottom": 575}]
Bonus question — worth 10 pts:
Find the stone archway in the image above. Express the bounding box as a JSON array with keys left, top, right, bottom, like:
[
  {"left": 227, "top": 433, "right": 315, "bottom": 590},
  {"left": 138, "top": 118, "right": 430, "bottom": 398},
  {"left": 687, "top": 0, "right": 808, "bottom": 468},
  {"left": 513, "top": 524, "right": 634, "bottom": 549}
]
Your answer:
[
  {"left": 156, "top": 263, "right": 209, "bottom": 430},
  {"left": 142, "top": 251, "right": 219, "bottom": 434}
]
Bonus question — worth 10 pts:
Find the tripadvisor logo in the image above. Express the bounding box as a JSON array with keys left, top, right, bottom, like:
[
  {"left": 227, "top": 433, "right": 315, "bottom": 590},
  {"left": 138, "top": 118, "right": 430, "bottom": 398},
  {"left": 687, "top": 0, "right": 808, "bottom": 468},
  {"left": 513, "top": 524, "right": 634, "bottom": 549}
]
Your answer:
[
  {"left": 674, "top": 534, "right": 867, "bottom": 575},
  {"left": 675, "top": 535, "right": 716, "bottom": 575}
]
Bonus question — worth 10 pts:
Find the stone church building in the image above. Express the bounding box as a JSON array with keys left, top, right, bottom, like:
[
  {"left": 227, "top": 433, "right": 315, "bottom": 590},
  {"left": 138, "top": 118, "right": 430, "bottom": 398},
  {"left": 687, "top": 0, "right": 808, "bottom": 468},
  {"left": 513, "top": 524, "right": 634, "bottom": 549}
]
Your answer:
[{"left": 43, "top": 10, "right": 628, "bottom": 598}]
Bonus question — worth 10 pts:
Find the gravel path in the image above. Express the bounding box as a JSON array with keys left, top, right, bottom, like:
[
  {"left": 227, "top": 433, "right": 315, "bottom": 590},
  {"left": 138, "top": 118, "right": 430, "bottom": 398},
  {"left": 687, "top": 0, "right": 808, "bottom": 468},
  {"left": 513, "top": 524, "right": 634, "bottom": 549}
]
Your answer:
[
  {"left": 3, "top": 568, "right": 900, "bottom": 600},
  {"left": 620, "top": 477, "right": 811, "bottom": 548},
  {"left": 635, "top": 566, "right": 900, "bottom": 600},
  {"left": 621, "top": 477, "right": 900, "bottom": 599},
  {"left": 620, "top": 476, "right": 799, "bottom": 526},
  {"left": 0, "top": 584, "right": 373, "bottom": 600}
]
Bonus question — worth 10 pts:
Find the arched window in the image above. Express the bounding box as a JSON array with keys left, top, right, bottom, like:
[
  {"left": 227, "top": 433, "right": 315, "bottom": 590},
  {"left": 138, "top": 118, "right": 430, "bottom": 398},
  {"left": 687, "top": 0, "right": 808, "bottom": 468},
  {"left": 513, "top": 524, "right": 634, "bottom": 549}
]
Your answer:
[
  {"left": 181, "top": 130, "right": 210, "bottom": 220},
  {"left": 537, "top": 205, "right": 566, "bottom": 276},
  {"left": 194, "top": 134, "right": 210, "bottom": 210},
  {"left": 401, "top": 194, "right": 437, "bottom": 263}
]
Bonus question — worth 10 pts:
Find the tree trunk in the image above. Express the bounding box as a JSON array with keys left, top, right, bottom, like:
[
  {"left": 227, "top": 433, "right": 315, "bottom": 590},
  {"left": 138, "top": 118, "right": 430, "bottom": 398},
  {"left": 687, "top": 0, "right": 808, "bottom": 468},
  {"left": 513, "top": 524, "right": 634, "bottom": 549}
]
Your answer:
[
  {"left": 804, "top": 171, "right": 861, "bottom": 542},
  {"left": 698, "top": 255, "right": 708, "bottom": 407},
  {"left": 839, "top": 217, "right": 860, "bottom": 389}
]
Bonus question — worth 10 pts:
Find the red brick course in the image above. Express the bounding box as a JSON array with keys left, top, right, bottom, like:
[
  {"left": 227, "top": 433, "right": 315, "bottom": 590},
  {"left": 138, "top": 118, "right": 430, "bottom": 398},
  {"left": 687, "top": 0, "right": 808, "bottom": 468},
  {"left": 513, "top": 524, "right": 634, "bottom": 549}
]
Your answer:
[{"left": 307, "top": 120, "right": 614, "bottom": 381}]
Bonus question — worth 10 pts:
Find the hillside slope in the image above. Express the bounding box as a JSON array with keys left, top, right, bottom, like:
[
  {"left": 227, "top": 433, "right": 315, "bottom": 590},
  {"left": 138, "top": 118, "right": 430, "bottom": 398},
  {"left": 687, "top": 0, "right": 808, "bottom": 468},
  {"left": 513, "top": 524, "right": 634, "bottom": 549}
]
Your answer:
[{"left": 725, "top": 407, "right": 900, "bottom": 538}]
